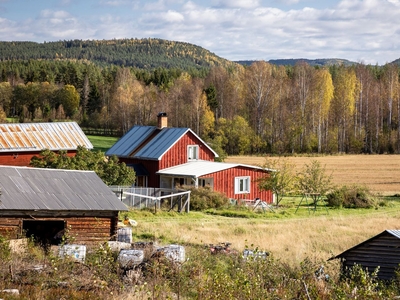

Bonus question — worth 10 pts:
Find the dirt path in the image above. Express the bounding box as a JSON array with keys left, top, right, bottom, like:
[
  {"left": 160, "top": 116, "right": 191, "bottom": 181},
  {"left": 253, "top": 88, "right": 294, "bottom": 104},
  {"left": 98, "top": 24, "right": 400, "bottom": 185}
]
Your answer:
[{"left": 225, "top": 155, "right": 400, "bottom": 195}]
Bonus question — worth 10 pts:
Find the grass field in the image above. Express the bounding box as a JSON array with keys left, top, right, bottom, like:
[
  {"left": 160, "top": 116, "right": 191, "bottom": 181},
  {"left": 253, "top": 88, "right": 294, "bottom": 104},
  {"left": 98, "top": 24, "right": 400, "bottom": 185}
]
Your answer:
[
  {"left": 87, "top": 135, "right": 118, "bottom": 153},
  {"left": 88, "top": 135, "right": 400, "bottom": 268},
  {"left": 225, "top": 154, "right": 400, "bottom": 196}
]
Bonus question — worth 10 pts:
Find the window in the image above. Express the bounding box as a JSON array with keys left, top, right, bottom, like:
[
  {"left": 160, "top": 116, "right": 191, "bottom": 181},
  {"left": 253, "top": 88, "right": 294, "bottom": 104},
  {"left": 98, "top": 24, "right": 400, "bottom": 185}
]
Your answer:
[
  {"left": 188, "top": 145, "right": 199, "bottom": 161},
  {"left": 235, "top": 176, "right": 250, "bottom": 194}
]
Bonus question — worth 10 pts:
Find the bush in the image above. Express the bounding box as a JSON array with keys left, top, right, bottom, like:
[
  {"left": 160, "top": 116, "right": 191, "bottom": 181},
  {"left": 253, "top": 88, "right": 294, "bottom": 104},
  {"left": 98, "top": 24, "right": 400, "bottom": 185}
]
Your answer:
[
  {"left": 326, "top": 185, "right": 376, "bottom": 208},
  {"left": 185, "top": 186, "right": 230, "bottom": 211}
]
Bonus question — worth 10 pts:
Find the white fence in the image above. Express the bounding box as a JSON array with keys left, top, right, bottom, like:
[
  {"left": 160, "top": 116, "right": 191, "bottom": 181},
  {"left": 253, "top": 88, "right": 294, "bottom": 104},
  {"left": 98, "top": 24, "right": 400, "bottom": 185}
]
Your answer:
[{"left": 109, "top": 186, "right": 191, "bottom": 213}]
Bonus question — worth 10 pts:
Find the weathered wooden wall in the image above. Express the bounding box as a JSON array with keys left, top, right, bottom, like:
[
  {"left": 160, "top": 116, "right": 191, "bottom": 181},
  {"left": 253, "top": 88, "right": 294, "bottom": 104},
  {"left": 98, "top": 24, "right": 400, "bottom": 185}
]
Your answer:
[{"left": 0, "top": 214, "right": 119, "bottom": 244}]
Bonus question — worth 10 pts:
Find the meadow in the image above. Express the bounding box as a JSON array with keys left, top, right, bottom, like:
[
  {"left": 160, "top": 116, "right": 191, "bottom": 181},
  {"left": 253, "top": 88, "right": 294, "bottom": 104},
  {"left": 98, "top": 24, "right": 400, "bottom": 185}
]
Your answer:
[{"left": 225, "top": 154, "right": 400, "bottom": 196}]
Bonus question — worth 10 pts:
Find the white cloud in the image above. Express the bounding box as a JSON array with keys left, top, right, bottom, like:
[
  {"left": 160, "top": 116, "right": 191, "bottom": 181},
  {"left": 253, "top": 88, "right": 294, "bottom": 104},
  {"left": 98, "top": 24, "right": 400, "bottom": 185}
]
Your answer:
[
  {"left": 0, "top": 0, "right": 399, "bottom": 64},
  {"left": 212, "top": 0, "right": 260, "bottom": 9}
]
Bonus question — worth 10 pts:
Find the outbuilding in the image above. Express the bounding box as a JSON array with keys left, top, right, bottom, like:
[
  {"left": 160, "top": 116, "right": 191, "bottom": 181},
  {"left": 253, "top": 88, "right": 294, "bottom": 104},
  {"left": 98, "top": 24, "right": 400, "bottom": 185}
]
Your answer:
[
  {"left": 330, "top": 230, "right": 400, "bottom": 280},
  {"left": 0, "top": 122, "right": 93, "bottom": 166},
  {"left": 0, "top": 166, "right": 128, "bottom": 245}
]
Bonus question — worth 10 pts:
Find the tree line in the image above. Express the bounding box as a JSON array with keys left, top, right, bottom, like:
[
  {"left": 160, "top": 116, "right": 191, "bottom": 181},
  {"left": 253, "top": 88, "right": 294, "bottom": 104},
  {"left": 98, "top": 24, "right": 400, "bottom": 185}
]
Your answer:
[
  {"left": 0, "top": 39, "right": 234, "bottom": 71},
  {"left": 1, "top": 58, "right": 400, "bottom": 155}
]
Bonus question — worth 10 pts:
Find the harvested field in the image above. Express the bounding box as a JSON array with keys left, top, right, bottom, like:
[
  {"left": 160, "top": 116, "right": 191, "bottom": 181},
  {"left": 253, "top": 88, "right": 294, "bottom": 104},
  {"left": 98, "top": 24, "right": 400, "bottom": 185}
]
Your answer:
[{"left": 225, "top": 154, "right": 400, "bottom": 196}]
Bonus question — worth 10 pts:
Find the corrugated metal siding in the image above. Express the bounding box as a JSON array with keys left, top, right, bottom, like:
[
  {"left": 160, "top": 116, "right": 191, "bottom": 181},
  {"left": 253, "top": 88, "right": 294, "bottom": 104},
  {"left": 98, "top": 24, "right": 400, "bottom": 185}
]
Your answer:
[
  {"left": 0, "top": 166, "right": 128, "bottom": 212},
  {"left": 106, "top": 126, "right": 157, "bottom": 157},
  {"left": 0, "top": 122, "right": 92, "bottom": 152}
]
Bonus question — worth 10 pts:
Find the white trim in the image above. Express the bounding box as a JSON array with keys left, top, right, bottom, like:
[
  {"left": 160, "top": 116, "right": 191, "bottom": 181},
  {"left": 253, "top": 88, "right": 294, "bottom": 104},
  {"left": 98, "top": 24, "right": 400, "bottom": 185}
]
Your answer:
[
  {"left": 235, "top": 176, "right": 251, "bottom": 194},
  {"left": 187, "top": 145, "right": 199, "bottom": 161}
]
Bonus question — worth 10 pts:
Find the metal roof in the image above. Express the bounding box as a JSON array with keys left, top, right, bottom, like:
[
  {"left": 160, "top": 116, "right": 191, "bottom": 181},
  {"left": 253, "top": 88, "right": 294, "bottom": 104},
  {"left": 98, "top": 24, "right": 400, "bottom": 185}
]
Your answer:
[
  {"left": 134, "top": 127, "right": 189, "bottom": 160},
  {"left": 0, "top": 122, "right": 93, "bottom": 152},
  {"left": 106, "top": 125, "right": 157, "bottom": 157},
  {"left": 106, "top": 125, "right": 219, "bottom": 160},
  {"left": 156, "top": 160, "right": 264, "bottom": 178},
  {"left": 0, "top": 166, "right": 128, "bottom": 212}
]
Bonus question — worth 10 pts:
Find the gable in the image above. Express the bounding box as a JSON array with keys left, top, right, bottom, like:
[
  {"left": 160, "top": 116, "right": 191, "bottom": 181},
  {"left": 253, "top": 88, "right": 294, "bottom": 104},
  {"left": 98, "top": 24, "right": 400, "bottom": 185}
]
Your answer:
[
  {"left": 107, "top": 125, "right": 218, "bottom": 161},
  {"left": 0, "top": 122, "right": 92, "bottom": 152},
  {"left": 0, "top": 166, "right": 127, "bottom": 212}
]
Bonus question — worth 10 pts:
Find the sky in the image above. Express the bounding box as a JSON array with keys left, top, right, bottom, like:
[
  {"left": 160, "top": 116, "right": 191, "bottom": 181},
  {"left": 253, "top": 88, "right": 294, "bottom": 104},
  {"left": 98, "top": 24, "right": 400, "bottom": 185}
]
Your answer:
[{"left": 0, "top": 0, "right": 399, "bottom": 65}]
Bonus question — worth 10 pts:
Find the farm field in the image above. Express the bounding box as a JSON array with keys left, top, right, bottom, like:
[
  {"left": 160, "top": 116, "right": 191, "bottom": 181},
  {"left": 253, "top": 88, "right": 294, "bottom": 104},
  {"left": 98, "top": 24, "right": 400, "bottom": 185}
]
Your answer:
[{"left": 225, "top": 154, "right": 400, "bottom": 196}]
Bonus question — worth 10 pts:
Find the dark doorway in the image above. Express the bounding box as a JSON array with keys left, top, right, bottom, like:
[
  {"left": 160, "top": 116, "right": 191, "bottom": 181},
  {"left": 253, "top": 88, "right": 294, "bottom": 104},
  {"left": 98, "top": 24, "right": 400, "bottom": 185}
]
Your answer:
[{"left": 23, "top": 220, "right": 65, "bottom": 247}]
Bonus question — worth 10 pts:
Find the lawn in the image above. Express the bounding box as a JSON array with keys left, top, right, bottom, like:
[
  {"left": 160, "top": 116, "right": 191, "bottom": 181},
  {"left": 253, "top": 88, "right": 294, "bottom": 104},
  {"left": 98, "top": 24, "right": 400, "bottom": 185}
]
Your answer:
[{"left": 87, "top": 135, "right": 119, "bottom": 153}]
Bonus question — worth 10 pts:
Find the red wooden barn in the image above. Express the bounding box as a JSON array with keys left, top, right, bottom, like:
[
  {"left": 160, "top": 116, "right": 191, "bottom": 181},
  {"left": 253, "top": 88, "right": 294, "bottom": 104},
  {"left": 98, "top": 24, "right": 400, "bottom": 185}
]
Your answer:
[
  {"left": 106, "top": 113, "right": 273, "bottom": 203},
  {"left": 0, "top": 122, "right": 93, "bottom": 166}
]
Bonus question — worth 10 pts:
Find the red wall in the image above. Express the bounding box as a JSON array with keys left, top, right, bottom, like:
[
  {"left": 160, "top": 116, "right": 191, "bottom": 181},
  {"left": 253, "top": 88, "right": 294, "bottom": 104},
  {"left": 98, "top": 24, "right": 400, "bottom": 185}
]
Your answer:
[
  {"left": 159, "top": 131, "right": 215, "bottom": 169},
  {"left": 203, "top": 166, "right": 273, "bottom": 203},
  {"left": 120, "top": 131, "right": 216, "bottom": 188},
  {"left": 0, "top": 151, "right": 77, "bottom": 167}
]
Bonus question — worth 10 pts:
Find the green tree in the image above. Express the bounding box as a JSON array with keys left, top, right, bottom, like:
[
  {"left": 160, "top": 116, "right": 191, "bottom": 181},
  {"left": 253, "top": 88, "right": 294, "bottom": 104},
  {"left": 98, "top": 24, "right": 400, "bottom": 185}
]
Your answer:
[
  {"left": 56, "top": 84, "right": 80, "bottom": 118},
  {"left": 296, "top": 160, "right": 333, "bottom": 204},
  {"left": 0, "top": 81, "right": 12, "bottom": 115},
  {"left": 30, "top": 146, "right": 135, "bottom": 186},
  {"left": 258, "top": 158, "right": 296, "bottom": 207}
]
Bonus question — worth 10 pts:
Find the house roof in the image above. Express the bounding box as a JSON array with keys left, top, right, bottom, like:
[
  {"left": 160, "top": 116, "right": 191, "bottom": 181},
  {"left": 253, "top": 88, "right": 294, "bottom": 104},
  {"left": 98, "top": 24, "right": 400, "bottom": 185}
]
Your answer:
[
  {"left": 106, "top": 125, "right": 218, "bottom": 160},
  {"left": 330, "top": 230, "right": 400, "bottom": 260},
  {"left": 105, "top": 125, "right": 157, "bottom": 158},
  {"left": 0, "top": 166, "right": 128, "bottom": 212},
  {"left": 0, "top": 122, "right": 93, "bottom": 152},
  {"left": 156, "top": 160, "right": 266, "bottom": 178}
]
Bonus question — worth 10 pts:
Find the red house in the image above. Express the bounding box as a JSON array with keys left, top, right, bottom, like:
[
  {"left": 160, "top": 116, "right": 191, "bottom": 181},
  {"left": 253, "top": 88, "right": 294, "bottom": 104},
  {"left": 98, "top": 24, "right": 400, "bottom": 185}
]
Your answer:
[
  {"left": 0, "top": 122, "right": 93, "bottom": 166},
  {"left": 106, "top": 113, "right": 273, "bottom": 203}
]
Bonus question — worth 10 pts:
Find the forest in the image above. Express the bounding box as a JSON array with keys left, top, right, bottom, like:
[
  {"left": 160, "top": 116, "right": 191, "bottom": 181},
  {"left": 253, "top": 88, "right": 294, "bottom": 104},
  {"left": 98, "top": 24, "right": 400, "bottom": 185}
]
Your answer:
[{"left": 0, "top": 38, "right": 400, "bottom": 156}]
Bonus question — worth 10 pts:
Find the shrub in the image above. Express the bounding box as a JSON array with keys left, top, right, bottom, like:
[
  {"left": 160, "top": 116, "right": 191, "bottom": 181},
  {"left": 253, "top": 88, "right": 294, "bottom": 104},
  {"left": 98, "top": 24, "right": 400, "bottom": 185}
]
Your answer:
[
  {"left": 326, "top": 185, "right": 376, "bottom": 208},
  {"left": 184, "top": 186, "right": 230, "bottom": 211},
  {"left": 0, "top": 235, "right": 11, "bottom": 261}
]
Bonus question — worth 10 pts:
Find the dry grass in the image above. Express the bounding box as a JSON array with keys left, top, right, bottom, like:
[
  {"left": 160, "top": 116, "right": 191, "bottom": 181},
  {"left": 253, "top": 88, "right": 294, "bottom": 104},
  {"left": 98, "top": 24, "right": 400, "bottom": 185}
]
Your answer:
[
  {"left": 132, "top": 207, "right": 400, "bottom": 268},
  {"left": 225, "top": 154, "right": 400, "bottom": 196}
]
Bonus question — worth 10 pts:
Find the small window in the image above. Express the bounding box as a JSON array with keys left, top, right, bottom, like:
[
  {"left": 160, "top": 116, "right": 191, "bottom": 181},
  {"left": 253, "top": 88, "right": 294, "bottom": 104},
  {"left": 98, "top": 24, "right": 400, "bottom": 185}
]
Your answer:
[
  {"left": 188, "top": 145, "right": 199, "bottom": 161},
  {"left": 235, "top": 176, "right": 250, "bottom": 194}
]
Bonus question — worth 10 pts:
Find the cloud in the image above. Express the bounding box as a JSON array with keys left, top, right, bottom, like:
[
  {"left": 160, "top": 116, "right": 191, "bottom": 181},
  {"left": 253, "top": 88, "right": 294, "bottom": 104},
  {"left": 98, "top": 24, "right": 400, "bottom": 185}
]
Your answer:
[
  {"left": 212, "top": 0, "right": 260, "bottom": 9},
  {"left": 0, "top": 0, "right": 399, "bottom": 64}
]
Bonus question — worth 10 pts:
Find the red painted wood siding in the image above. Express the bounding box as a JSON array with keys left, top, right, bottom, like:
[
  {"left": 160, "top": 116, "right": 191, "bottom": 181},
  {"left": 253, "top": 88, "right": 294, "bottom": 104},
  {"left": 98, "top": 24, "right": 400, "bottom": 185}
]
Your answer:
[
  {"left": 202, "top": 166, "right": 273, "bottom": 203},
  {"left": 121, "top": 131, "right": 215, "bottom": 188},
  {"left": 0, "top": 151, "right": 77, "bottom": 167},
  {"left": 159, "top": 131, "right": 215, "bottom": 169}
]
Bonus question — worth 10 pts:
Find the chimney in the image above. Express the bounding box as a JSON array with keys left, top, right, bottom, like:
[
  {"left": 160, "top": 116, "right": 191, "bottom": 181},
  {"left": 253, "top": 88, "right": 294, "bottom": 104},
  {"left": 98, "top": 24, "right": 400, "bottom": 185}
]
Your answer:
[{"left": 157, "top": 112, "right": 168, "bottom": 129}]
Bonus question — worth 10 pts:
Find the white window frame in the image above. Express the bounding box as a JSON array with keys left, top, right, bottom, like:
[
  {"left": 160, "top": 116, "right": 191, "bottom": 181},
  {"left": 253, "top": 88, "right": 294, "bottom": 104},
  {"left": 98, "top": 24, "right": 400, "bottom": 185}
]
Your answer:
[
  {"left": 187, "top": 145, "right": 199, "bottom": 161},
  {"left": 235, "top": 176, "right": 250, "bottom": 194}
]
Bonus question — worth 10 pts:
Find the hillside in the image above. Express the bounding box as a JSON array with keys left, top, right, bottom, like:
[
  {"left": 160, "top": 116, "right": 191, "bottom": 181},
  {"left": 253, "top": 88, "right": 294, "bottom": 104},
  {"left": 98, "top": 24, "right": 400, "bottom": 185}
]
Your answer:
[
  {"left": 236, "top": 58, "right": 358, "bottom": 66},
  {"left": 0, "top": 38, "right": 237, "bottom": 71}
]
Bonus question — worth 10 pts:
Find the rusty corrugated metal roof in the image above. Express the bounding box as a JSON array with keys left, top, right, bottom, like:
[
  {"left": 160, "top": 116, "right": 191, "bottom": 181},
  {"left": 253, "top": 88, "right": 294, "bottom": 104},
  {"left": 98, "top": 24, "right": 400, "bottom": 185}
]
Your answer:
[
  {"left": 0, "top": 122, "right": 93, "bottom": 152},
  {"left": 0, "top": 166, "right": 128, "bottom": 212}
]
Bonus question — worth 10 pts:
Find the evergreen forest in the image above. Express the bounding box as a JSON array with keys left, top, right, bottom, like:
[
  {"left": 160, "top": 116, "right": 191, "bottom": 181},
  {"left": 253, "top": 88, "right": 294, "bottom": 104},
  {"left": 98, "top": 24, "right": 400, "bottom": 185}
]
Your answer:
[{"left": 1, "top": 38, "right": 400, "bottom": 155}]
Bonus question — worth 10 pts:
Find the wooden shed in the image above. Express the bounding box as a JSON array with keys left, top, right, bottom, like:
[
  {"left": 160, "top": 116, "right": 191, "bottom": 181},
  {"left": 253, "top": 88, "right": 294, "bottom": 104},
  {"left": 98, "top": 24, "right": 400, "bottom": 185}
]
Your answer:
[
  {"left": 0, "top": 122, "right": 93, "bottom": 166},
  {"left": 0, "top": 166, "right": 128, "bottom": 245},
  {"left": 330, "top": 230, "right": 400, "bottom": 280}
]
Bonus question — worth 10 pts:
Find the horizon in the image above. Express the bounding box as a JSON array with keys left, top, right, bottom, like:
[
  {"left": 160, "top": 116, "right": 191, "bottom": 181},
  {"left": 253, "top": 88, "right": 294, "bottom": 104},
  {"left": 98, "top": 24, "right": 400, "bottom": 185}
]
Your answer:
[{"left": 0, "top": 0, "right": 399, "bottom": 65}]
